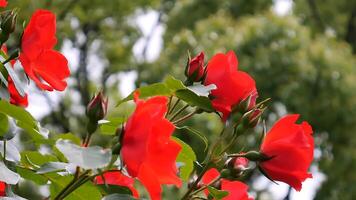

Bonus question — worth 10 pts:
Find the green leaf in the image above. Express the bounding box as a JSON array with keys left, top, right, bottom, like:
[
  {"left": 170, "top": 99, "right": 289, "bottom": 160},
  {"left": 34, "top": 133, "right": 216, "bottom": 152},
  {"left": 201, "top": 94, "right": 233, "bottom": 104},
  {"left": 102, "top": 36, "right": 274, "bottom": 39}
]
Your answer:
[
  {"left": 0, "top": 113, "right": 9, "bottom": 136},
  {"left": 56, "top": 139, "right": 112, "bottom": 169},
  {"left": 172, "top": 137, "right": 197, "bottom": 181},
  {"left": 99, "top": 117, "right": 126, "bottom": 135},
  {"left": 36, "top": 162, "right": 68, "bottom": 174},
  {"left": 102, "top": 194, "right": 136, "bottom": 200},
  {"left": 176, "top": 126, "right": 209, "bottom": 151},
  {"left": 187, "top": 84, "right": 216, "bottom": 97},
  {"left": 163, "top": 75, "right": 186, "bottom": 91},
  {"left": 20, "top": 151, "right": 58, "bottom": 167},
  {"left": 175, "top": 89, "right": 214, "bottom": 112},
  {"left": 0, "top": 140, "right": 20, "bottom": 162},
  {"left": 97, "top": 185, "right": 133, "bottom": 196},
  {"left": 49, "top": 174, "right": 102, "bottom": 200},
  {"left": 0, "top": 161, "right": 20, "bottom": 184},
  {"left": 0, "top": 100, "right": 41, "bottom": 140},
  {"left": 116, "top": 83, "right": 171, "bottom": 106},
  {"left": 54, "top": 133, "right": 82, "bottom": 145},
  {"left": 16, "top": 167, "right": 48, "bottom": 185},
  {"left": 207, "top": 186, "right": 229, "bottom": 200}
]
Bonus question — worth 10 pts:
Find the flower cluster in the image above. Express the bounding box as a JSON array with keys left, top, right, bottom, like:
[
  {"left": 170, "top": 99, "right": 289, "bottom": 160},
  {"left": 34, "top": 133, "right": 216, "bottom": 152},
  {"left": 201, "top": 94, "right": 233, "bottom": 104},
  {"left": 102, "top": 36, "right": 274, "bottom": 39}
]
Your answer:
[{"left": 0, "top": 1, "right": 314, "bottom": 200}]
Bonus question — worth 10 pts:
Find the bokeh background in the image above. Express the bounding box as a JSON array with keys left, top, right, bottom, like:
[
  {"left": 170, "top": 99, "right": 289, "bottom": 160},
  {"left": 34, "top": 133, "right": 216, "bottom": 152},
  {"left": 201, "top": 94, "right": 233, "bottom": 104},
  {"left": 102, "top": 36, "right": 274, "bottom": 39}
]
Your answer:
[{"left": 5, "top": 0, "right": 356, "bottom": 199}]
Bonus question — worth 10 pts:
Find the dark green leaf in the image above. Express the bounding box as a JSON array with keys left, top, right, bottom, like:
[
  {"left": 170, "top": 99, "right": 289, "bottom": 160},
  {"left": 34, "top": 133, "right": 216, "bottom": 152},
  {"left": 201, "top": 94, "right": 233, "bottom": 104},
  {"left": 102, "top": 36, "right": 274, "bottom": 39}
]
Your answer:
[
  {"left": 175, "top": 89, "right": 214, "bottom": 112},
  {"left": 97, "top": 185, "right": 133, "bottom": 196},
  {"left": 207, "top": 186, "right": 229, "bottom": 199},
  {"left": 0, "top": 113, "right": 9, "bottom": 136},
  {"left": 102, "top": 194, "right": 136, "bottom": 200},
  {"left": 16, "top": 167, "right": 48, "bottom": 185},
  {"left": 176, "top": 126, "right": 209, "bottom": 151},
  {"left": 49, "top": 174, "right": 102, "bottom": 200},
  {"left": 0, "top": 100, "right": 41, "bottom": 140}
]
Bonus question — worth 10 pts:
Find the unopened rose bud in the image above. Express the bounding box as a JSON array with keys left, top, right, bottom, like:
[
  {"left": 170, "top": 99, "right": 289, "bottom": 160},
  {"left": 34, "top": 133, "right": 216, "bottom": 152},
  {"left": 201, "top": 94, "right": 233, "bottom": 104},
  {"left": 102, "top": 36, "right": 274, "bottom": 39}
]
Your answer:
[
  {"left": 86, "top": 91, "right": 108, "bottom": 122},
  {"left": 1, "top": 10, "right": 17, "bottom": 35},
  {"left": 235, "top": 90, "right": 258, "bottom": 113},
  {"left": 241, "top": 107, "right": 264, "bottom": 128},
  {"left": 185, "top": 51, "right": 205, "bottom": 82}
]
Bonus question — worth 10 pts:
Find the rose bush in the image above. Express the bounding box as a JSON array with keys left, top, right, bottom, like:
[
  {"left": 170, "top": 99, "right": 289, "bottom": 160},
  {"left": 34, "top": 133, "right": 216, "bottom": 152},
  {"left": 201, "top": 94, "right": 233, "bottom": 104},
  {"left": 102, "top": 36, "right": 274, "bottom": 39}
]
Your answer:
[{"left": 0, "top": 2, "right": 315, "bottom": 200}]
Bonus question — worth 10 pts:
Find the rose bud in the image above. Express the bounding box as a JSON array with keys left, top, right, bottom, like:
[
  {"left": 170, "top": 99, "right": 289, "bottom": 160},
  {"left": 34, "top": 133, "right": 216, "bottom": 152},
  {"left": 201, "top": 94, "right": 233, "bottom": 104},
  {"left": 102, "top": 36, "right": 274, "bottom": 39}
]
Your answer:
[
  {"left": 185, "top": 51, "right": 205, "bottom": 82},
  {"left": 86, "top": 91, "right": 108, "bottom": 122}
]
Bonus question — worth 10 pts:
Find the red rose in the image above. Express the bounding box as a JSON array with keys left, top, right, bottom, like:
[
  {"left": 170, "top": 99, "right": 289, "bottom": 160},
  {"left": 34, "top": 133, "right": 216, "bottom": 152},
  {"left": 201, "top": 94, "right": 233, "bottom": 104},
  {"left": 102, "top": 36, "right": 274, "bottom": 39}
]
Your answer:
[
  {"left": 186, "top": 51, "right": 205, "bottom": 81},
  {"left": 20, "top": 10, "right": 70, "bottom": 91},
  {"left": 204, "top": 51, "right": 256, "bottom": 121},
  {"left": 8, "top": 77, "right": 28, "bottom": 107},
  {"left": 260, "top": 114, "right": 314, "bottom": 191},
  {"left": 95, "top": 171, "right": 139, "bottom": 198},
  {"left": 202, "top": 168, "right": 253, "bottom": 200},
  {"left": 0, "top": 181, "right": 5, "bottom": 196},
  {"left": 121, "top": 92, "right": 182, "bottom": 200},
  {"left": 0, "top": 0, "right": 7, "bottom": 7}
]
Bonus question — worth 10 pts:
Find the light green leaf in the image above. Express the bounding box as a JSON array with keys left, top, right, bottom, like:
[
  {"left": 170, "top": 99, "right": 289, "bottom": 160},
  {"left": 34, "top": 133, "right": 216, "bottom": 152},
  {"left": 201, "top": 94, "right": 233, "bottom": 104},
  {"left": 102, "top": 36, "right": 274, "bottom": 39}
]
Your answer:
[
  {"left": 0, "top": 55, "right": 26, "bottom": 97},
  {"left": 0, "top": 139, "right": 20, "bottom": 162},
  {"left": 172, "top": 137, "right": 197, "bottom": 181},
  {"left": 116, "top": 83, "right": 171, "bottom": 106},
  {"left": 36, "top": 162, "right": 68, "bottom": 174},
  {"left": 56, "top": 139, "right": 112, "bottom": 169},
  {"left": 99, "top": 117, "right": 126, "bottom": 135},
  {"left": 163, "top": 75, "right": 186, "bottom": 91},
  {"left": 0, "top": 161, "right": 20, "bottom": 184},
  {"left": 187, "top": 84, "right": 216, "bottom": 97}
]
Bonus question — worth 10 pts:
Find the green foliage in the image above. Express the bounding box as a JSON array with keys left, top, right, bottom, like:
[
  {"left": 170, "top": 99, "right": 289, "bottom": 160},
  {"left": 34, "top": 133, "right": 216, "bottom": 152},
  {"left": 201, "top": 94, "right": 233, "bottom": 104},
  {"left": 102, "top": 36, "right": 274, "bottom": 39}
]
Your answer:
[{"left": 173, "top": 136, "right": 197, "bottom": 181}]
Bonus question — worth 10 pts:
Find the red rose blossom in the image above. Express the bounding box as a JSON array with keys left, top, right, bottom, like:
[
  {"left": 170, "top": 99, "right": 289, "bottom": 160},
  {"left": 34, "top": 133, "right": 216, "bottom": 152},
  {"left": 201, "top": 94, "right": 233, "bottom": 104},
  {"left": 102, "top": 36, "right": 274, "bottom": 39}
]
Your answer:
[
  {"left": 0, "top": 181, "right": 5, "bottom": 196},
  {"left": 20, "top": 10, "right": 70, "bottom": 91},
  {"left": 202, "top": 168, "right": 253, "bottom": 200},
  {"left": 121, "top": 92, "right": 182, "bottom": 200},
  {"left": 186, "top": 51, "right": 205, "bottom": 81},
  {"left": 95, "top": 171, "right": 139, "bottom": 198},
  {"left": 8, "top": 77, "right": 28, "bottom": 107},
  {"left": 204, "top": 51, "right": 256, "bottom": 121},
  {"left": 0, "top": 0, "right": 7, "bottom": 7},
  {"left": 260, "top": 114, "right": 314, "bottom": 191}
]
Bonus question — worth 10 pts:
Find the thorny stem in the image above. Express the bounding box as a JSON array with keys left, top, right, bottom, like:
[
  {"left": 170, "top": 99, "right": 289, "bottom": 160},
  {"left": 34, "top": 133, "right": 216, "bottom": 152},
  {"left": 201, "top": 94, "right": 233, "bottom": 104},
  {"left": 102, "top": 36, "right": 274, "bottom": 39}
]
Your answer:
[
  {"left": 54, "top": 170, "right": 91, "bottom": 200},
  {"left": 170, "top": 104, "right": 189, "bottom": 121},
  {"left": 173, "top": 110, "right": 198, "bottom": 125},
  {"left": 189, "top": 176, "right": 221, "bottom": 197},
  {"left": 168, "top": 98, "right": 181, "bottom": 115}
]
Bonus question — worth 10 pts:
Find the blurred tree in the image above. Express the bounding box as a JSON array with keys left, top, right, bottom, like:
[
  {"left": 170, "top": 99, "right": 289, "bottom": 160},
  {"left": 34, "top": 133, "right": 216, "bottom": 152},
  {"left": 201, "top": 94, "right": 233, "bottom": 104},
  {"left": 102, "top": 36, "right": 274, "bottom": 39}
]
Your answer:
[{"left": 294, "top": 0, "right": 356, "bottom": 53}]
